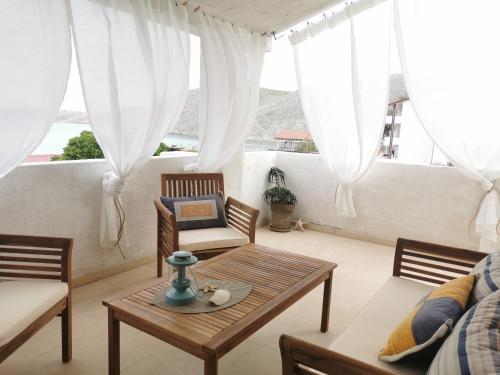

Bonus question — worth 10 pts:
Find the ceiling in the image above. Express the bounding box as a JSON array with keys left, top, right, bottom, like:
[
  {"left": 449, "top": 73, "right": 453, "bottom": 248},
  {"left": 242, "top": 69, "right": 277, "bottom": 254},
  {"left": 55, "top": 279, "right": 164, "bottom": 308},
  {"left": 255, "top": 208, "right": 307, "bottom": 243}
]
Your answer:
[{"left": 189, "top": 0, "right": 343, "bottom": 33}]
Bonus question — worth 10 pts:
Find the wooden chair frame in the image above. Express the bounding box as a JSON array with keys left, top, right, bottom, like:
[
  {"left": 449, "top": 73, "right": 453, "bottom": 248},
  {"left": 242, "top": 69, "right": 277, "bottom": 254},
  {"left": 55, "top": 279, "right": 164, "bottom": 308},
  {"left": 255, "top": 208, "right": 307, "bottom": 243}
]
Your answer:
[
  {"left": 279, "top": 238, "right": 488, "bottom": 375},
  {"left": 0, "top": 234, "right": 73, "bottom": 364},
  {"left": 154, "top": 173, "right": 259, "bottom": 277}
]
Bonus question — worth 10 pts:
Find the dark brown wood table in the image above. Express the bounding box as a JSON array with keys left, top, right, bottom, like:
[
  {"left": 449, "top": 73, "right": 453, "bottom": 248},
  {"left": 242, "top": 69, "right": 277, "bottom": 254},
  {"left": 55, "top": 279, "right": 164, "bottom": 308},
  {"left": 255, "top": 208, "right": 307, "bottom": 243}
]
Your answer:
[{"left": 103, "top": 243, "right": 337, "bottom": 375}]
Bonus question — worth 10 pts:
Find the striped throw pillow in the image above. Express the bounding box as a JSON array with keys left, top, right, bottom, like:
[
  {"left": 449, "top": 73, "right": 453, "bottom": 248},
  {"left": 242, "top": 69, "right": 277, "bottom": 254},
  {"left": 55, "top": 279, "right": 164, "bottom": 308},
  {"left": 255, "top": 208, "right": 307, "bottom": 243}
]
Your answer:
[
  {"left": 470, "top": 251, "right": 500, "bottom": 304},
  {"left": 428, "top": 289, "right": 500, "bottom": 375}
]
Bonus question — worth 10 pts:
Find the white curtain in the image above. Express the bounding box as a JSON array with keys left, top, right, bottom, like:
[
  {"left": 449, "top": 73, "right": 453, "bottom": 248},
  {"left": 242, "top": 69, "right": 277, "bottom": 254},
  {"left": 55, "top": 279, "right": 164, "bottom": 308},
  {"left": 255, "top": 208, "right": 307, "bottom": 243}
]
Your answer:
[
  {"left": 0, "top": 1, "right": 70, "bottom": 180},
  {"left": 186, "top": 13, "right": 267, "bottom": 172},
  {"left": 291, "top": 0, "right": 392, "bottom": 218},
  {"left": 70, "top": 0, "right": 190, "bottom": 249},
  {"left": 397, "top": 102, "right": 434, "bottom": 165},
  {"left": 395, "top": 0, "right": 500, "bottom": 251}
]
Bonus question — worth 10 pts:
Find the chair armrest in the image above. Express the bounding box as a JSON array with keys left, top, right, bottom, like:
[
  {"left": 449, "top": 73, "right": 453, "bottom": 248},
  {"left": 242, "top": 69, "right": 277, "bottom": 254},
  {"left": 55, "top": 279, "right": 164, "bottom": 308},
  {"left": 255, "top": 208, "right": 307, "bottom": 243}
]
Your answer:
[
  {"left": 225, "top": 197, "right": 259, "bottom": 242},
  {"left": 393, "top": 238, "right": 488, "bottom": 285},
  {"left": 279, "top": 334, "right": 392, "bottom": 375},
  {"left": 154, "top": 200, "right": 179, "bottom": 258}
]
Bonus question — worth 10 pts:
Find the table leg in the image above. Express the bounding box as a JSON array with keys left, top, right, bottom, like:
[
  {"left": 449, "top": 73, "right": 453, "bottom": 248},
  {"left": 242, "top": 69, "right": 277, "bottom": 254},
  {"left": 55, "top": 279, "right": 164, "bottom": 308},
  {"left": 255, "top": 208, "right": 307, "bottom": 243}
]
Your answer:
[
  {"left": 108, "top": 309, "right": 120, "bottom": 375},
  {"left": 321, "top": 271, "right": 333, "bottom": 332},
  {"left": 204, "top": 352, "right": 218, "bottom": 375}
]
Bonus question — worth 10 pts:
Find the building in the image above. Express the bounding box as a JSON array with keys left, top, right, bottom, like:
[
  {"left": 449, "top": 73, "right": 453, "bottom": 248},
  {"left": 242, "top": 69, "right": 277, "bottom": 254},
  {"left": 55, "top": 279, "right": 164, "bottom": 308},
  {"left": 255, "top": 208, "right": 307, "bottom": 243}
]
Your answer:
[{"left": 274, "top": 130, "right": 313, "bottom": 152}]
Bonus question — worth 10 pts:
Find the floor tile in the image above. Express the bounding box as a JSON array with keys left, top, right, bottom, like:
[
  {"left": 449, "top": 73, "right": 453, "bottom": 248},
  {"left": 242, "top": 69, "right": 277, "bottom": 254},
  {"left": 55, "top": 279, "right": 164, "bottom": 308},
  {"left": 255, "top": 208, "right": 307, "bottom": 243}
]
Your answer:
[{"left": 0, "top": 228, "right": 394, "bottom": 375}]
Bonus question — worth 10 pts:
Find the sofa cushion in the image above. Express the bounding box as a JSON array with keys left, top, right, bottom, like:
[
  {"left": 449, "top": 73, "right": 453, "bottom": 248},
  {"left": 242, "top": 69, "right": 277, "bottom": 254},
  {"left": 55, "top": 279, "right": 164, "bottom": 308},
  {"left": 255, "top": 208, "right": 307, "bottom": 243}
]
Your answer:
[
  {"left": 179, "top": 227, "right": 249, "bottom": 252},
  {"left": 379, "top": 274, "right": 475, "bottom": 362},
  {"left": 428, "top": 289, "right": 500, "bottom": 375},
  {"left": 330, "top": 277, "right": 434, "bottom": 375},
  {"left": 470, "top": 250, "right": 499, "bottom": 304},
  {"left": 0, "top": 280, "right": 68, "bottom": 347},
  {"left": 161, "top": 194, "right": 228, "bottom": 231}
]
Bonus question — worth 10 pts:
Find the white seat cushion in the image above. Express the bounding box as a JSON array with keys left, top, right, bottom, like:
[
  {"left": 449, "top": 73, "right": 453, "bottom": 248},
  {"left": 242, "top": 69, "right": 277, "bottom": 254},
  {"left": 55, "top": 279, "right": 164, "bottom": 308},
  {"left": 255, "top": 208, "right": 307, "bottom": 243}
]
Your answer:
[
  {"left": 179, "top": 227, "right": 250, "bottom": 252},
  {"left": 0, "top": 280, "right": 68, "bottom": 347},
  {"left": 330, "top": 277, "right": 435, "bottom": 375}
]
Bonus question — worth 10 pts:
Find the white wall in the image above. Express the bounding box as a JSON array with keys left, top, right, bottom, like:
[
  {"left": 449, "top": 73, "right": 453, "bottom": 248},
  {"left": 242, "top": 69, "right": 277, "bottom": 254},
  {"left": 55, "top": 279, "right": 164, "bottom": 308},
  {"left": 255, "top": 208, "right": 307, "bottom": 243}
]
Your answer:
[
  {"left": 241, "top": 151, "right": 277, "bottom": 222},
  {"left": 0, "top": 153, "right": 194, "bottom": 281},
  {"left": 0, "top": 152, "right": 275, "bottom": 282},
  {"left": 277, "top": 152, "right": 484, "bottom": 250},
  {"left": 0, "top": 150, "right": 484, "bottom": 283}
]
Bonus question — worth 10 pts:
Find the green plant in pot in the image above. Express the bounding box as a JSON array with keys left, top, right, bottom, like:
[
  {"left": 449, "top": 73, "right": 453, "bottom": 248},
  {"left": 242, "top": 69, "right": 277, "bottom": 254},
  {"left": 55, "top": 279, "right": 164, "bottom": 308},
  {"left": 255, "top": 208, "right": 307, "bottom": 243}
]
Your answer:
[{"left": 263, "top": 167, "right": 297, "bottom": 232}]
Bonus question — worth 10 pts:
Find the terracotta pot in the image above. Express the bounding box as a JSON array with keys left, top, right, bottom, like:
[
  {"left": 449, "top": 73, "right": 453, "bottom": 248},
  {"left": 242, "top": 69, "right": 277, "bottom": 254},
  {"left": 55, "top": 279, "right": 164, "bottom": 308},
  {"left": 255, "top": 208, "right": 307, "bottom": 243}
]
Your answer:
[{"left": 270, "top": 204, "right": 295, "bottom": 232}]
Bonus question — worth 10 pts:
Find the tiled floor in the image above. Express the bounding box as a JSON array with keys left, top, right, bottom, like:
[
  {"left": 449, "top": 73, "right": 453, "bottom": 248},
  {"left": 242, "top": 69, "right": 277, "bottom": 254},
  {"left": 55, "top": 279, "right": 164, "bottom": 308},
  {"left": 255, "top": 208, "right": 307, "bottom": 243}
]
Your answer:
[{"left": 0, "top": 228, "right": 395, "bottom": 375}]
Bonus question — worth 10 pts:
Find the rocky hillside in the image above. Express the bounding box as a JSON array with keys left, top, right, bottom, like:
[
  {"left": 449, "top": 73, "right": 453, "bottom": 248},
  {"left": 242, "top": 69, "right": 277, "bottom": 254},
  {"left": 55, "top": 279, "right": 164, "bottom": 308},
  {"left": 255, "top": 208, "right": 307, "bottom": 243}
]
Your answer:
[
  {"left": 170, "top": 88, "right": 307, "bottom": 141},
  {"left": 57, "top": 88, "right": 307, "bottom": 142}
]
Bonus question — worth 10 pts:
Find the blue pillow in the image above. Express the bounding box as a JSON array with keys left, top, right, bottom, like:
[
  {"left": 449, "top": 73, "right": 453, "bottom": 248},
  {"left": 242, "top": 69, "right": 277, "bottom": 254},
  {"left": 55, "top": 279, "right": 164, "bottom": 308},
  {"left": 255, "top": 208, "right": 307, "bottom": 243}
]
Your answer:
[{"left": 161, "top": 194, "right": 227, "bottom": 231}]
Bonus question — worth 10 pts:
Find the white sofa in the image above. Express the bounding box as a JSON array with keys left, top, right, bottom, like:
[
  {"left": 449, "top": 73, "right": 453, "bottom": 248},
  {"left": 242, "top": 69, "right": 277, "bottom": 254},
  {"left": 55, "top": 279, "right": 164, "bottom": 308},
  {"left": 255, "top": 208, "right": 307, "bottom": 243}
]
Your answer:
[{"left": 280, "top": 238, "right": 487, "bottom": 375}]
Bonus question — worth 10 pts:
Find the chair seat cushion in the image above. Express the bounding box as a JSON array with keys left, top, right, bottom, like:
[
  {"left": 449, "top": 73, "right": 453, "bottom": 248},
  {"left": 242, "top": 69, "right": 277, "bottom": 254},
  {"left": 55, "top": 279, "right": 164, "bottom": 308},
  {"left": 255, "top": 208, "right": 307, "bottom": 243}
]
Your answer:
[
  {"left": 0, "top": 280, "right": 68, "bottom": 347},
  {"left": 179, "top": 227, "right": 249, "bottom": 252},
  {"left": 330, "top": 277, "right": 435, "bottom": 375}
]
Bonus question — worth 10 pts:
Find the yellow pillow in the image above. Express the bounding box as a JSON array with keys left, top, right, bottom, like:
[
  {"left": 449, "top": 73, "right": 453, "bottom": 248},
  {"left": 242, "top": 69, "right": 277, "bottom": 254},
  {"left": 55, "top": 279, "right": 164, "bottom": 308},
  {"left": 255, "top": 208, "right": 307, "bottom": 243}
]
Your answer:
[{"left": 379, "top": 275, "right": 475, "bottom": 362}]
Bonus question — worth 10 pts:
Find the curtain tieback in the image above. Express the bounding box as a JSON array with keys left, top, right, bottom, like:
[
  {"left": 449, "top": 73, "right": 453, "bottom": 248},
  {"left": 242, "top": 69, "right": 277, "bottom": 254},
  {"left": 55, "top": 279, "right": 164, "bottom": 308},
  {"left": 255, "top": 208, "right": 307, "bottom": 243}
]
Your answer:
[
  {"left": 469, "top": 181, "right": 500, "bottom": 251},
  {"left": 184, "top": 163, "right": 200, "bottom": 172},
  {"left": 334, "top": 184, "right": 357, "bottom": 219},
  {"left": 102, "top": 171, "right": 127, "bottom": 258},
  {"left": 103, "top": 171, "right": 126, "bottom": 197}
]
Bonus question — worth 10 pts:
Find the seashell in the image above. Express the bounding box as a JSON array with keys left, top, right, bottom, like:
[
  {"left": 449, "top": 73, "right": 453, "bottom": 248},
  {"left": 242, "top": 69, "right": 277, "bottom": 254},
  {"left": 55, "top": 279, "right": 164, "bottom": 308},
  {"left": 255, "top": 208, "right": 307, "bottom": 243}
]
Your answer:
[{"left": 209, "top": 289, "right": 231, "bottom": 306}]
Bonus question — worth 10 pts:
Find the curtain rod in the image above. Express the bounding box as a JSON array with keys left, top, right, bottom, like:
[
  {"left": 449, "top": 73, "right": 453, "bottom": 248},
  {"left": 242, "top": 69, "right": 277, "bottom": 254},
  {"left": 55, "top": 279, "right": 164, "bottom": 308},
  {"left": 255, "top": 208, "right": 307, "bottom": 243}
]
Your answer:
[
  {"left": 288, "top": 0, "right": 387, "bottom": 45},
  {"left": 179, "top": 0, "right": 269, "bottom": 36}
]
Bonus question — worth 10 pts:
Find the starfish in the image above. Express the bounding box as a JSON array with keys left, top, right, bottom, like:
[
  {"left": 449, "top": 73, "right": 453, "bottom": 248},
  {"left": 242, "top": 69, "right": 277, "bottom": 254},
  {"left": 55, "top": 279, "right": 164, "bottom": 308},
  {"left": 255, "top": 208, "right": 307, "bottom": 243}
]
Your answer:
[
  {"left": 199, "top": 283, "right": 218, "bottom": 294},
  {"left": 293, "top": 217, "right": 307, "bottom": 232}
]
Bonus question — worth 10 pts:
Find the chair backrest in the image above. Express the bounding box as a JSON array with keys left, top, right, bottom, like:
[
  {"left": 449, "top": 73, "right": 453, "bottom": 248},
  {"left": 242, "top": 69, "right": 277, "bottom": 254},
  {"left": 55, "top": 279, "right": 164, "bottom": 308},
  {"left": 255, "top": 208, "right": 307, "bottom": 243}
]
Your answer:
[
  {"left": 161, "top": 173, "right": 225, "bottom": 198},
  {"left": 393, "top": 238, "right": 487, "bottom": 286},
  {"left": 0, "top": 234, "right": 72, "bottom": 282}
]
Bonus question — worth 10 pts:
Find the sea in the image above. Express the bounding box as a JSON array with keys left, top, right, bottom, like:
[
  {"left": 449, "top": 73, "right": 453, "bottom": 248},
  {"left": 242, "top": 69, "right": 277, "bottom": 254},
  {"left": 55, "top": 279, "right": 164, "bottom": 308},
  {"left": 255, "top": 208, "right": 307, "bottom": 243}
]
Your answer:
[{"left": 32, "top": 123, "right": 274, "bottom": 155}]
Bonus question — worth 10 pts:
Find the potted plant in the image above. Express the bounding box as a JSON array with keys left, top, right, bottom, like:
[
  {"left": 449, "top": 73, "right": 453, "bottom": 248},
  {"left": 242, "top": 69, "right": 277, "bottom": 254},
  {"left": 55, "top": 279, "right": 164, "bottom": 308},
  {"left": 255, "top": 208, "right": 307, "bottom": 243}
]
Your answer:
[{"left": 263, "top": 167, "right": 297, "bottom": 232}]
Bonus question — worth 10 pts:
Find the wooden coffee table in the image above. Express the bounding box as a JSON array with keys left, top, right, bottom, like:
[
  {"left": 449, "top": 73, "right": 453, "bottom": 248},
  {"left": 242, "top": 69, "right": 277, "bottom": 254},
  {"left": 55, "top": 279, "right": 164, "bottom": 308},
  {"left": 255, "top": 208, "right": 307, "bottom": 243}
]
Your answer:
[{"left": 103, "top": 244, "right": 336, "bottom": 375}]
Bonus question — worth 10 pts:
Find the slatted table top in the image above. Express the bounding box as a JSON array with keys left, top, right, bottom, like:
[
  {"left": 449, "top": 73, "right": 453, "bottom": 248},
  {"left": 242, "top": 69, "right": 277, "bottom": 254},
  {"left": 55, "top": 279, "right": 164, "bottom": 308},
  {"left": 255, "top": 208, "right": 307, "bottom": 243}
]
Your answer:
[{"left": 103, "top": 244, "right": 336, "bottom": 359}]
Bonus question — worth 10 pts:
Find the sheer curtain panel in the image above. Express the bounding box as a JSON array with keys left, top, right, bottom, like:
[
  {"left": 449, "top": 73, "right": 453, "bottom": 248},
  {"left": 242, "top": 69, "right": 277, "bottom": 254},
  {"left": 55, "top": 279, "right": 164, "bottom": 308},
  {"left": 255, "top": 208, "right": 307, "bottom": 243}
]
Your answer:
[
  {"left": 290, "top": 0, "right": 391, "bottom": 218},
  {"left": 0, "top": 0, "right": 71, "bottom": 180},
  {"left": 70, "top": 0, "right": 190, "bottom": 249},
  {"left": 395, "top": 0, "right": 500, "bottom": 251},
  {"left": 185, "top": 13, "right": 267, "bottom": 172}
]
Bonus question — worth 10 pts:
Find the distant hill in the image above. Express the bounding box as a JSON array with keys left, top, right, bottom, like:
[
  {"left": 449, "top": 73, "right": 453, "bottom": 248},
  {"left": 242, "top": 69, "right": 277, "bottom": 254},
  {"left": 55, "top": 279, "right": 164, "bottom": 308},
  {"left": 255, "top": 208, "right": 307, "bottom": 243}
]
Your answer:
[
  {"left": 55, "top": 110, "right": 89, "bottom": 124},
  {"left": 251, "top": 89, "right": 307, "bottom": 141},
  {"left": 56, "top": 88, "right": 307, "bottom": 142},
  {"left": 55, "top": 74, "right": 404, "bottom": 141},
  {"left": 170, "top": 88, "right": 307, "bottom": 141}
]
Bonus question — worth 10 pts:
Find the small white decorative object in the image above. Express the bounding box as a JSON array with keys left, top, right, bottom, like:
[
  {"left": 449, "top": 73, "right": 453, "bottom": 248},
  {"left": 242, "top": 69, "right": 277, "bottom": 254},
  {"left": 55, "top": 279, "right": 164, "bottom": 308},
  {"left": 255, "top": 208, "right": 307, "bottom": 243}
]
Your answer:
[
  {"left": 293, "top": 217, "right": 307, "bottom": 232},
  {"left": 209, "top": 289, "right": 231, "bottom": 306}
]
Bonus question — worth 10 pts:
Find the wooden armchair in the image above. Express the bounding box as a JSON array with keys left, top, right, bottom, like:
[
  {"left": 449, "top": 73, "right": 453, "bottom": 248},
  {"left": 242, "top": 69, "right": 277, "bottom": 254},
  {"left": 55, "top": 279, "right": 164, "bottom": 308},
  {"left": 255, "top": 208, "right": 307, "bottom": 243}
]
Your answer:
[
  {"left": 279, "top": 238, "right": 488, "bottom": 375},
  {"left": 154, "top": 173, "right": 259, "bottom": 277},
  {"left": 0, "top": 234, "right": 73, "bottom": 364}
]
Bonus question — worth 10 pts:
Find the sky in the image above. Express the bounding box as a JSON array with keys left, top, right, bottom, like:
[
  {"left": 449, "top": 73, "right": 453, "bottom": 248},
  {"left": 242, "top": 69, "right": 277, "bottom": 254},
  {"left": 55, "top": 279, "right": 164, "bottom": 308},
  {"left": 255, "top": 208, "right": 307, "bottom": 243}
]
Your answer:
[{"left": 60, "top": 34, "right": 298, "bottom": 112}]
